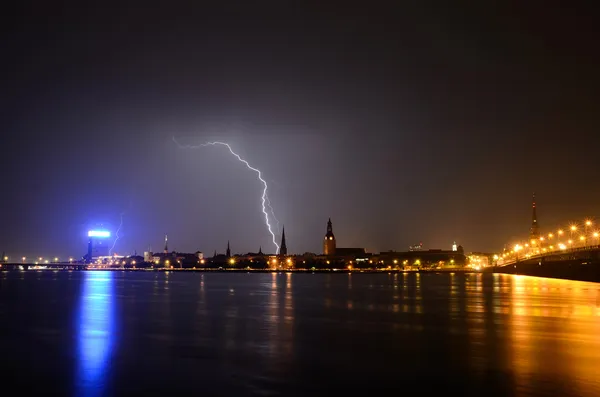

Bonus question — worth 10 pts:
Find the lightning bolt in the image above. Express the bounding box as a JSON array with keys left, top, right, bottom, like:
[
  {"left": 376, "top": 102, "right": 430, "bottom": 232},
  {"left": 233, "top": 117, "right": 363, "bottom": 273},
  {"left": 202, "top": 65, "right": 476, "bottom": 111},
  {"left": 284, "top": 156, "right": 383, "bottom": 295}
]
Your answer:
[
  {"left": 173, "top": 137, "right": 280, "bottom": 253},
  {"left": 265, "top": 195, "right": 280, "bottom": 234},
  {"left": 109, "top": 211, "right": 126, "bottom": 256}
]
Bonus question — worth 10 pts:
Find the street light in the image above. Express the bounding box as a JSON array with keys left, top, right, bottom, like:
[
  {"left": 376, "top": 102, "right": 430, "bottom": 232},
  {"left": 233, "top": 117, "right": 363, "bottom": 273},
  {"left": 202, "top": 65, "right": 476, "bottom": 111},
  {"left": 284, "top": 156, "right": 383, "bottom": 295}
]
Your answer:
[
  {"left": 514, "top": 244, "right": 522, "bottom": 262},
  {"left": 22, "top": 257, "right": 26, "bottom": 263}
]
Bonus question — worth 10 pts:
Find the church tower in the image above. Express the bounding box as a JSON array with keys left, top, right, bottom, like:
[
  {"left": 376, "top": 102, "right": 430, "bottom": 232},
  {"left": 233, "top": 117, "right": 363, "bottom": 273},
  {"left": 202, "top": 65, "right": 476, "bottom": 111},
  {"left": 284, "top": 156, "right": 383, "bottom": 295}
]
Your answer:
[
  {"left": 324, "top": 218, "right": 336, "bottom": 256},
  {"left": 280, "top": 226, "right": 287, "bottom": 256},
  {"left": 163, "top": 234, "right": 168, "bottom": 254},
  {"left": 226, "top": 241, "right": 231, "bottom": 258},
  {"left": 529, "top": 193, "right": 540, "bottom": 241}
]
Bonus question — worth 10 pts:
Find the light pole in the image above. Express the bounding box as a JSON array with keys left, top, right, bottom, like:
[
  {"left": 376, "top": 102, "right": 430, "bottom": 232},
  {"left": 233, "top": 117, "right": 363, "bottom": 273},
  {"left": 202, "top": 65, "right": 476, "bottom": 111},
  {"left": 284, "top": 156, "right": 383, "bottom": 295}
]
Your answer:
[{"left": 514, "top": 244, "right": 522, "bottom": 263}]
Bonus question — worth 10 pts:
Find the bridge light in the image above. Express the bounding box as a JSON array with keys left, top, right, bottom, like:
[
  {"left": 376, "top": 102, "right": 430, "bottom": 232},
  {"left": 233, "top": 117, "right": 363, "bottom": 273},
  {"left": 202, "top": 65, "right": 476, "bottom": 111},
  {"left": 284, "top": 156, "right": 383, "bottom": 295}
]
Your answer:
[
  {"left": 548, "top": 233, "right": 554, "bottom": 238},
  {"left": 580, "top": 236, "right": 585, "bottom": 242},
  {"left": 568, "top": 240, "right": 573, "bottom": 245},
  {"left": 585, "top": 220, "right": 592, "bottom": 226},
  {"left": 558, "top": 229, "right": 564, "bottom": 235},
  {"left": 570, "top": 225, "right": 577, "bottom": 232},
  {"left": 594, "top": 232, "right": 599, "bottom": 238}
]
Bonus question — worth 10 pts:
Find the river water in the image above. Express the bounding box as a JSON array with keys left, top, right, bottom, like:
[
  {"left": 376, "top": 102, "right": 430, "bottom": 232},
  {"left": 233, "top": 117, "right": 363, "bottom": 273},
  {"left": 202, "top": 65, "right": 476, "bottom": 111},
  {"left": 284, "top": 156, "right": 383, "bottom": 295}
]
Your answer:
[{"left": 1, "top": 271, "right": 599, "bottom": 396}]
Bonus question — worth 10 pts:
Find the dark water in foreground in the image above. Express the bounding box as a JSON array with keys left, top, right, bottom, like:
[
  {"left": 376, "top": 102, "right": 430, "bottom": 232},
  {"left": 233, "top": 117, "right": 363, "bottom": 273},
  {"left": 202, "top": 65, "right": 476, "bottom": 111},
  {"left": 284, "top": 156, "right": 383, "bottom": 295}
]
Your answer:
[{"left": 1, "top": 271, "right": 600, "bottom": 396}]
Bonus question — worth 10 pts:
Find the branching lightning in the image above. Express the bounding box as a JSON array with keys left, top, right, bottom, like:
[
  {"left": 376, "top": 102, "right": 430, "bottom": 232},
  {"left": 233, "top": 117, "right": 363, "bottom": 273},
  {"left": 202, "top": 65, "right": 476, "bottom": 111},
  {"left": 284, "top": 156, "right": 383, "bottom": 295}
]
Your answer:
[
  {"left": 173, "top": 137, "right": 280, "bottom": 253},
  {"left": 265, "top": 195, "right": 280, "bottom": 234},
  {"left": 109, "top": 211, "right": 126, "bottom": 256}
]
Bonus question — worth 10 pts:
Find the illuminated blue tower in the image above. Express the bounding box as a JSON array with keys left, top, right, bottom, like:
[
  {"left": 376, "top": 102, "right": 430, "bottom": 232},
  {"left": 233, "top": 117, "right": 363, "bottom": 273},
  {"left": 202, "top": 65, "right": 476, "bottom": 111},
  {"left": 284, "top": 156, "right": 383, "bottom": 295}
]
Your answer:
[{"left": 86, "top": 230, "right": 111, "bottom": 263}]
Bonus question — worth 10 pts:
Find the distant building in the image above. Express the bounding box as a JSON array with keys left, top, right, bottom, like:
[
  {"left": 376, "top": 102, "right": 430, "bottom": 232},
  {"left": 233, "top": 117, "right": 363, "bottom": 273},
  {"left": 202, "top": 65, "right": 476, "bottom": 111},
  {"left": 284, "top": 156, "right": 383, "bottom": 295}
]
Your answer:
[
  {"left": 322, "top": 218, "right": 366, "bottom": 260},
  {"left": 324, "top": 218, "right": 336, "bottom": 255},
  {"left": 85, "top": 230, "right": 111, "bottom": 262},
  {"left": 335, "top": 248, "right": 366, "bottom": 256},
  {"left": 468, "top": 252, "right": 493, "bottom": 268},
  {"left": 141, "top": 235, "right": 204, "bottom": 268},
  {"left": 409, "top": 243, "right": 423, "bottom": 251},
  {"left": 376, "top": 247, "right": 466, "bottom": 268}
]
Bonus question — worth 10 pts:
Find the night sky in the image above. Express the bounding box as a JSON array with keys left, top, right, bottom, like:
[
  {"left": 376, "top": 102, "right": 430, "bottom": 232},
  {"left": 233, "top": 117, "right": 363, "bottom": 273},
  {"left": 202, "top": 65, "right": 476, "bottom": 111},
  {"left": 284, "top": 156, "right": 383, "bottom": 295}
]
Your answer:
[{"left": 1, "top": 1, "right": 598, "bottom": 259}]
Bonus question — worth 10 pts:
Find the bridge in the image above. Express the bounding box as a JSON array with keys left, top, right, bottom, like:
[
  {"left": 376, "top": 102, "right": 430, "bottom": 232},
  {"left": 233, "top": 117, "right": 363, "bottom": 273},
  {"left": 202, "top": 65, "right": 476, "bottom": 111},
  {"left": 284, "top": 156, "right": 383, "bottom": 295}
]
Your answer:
[
  {"left": 0, "top": 262, "right": 87, "bottom": 270},
  {"left": 493, "top": 206, "right": 600, "bottom": 281}
]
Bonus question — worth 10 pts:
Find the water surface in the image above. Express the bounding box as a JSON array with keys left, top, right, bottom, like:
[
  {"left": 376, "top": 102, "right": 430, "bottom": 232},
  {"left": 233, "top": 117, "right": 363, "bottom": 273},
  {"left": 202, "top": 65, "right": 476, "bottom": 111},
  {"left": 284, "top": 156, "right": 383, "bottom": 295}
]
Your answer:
[{"left": 1, "top": 271, "right": 599, "bottom": 396}]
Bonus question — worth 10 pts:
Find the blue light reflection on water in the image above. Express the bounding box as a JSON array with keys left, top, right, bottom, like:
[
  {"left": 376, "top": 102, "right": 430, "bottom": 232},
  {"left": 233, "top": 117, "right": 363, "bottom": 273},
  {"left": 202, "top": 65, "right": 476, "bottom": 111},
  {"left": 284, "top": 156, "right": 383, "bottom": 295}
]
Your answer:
[{"left": 76, "top": 271, "right": 115, "bottom": 397}]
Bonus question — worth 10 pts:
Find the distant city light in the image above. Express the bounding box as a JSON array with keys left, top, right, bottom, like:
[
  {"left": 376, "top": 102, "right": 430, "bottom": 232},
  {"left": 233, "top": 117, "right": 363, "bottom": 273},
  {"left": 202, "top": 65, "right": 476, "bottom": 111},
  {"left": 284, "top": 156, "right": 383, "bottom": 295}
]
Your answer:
[{"left": 88, "top": 230, "right": 111, "bottom": 238}]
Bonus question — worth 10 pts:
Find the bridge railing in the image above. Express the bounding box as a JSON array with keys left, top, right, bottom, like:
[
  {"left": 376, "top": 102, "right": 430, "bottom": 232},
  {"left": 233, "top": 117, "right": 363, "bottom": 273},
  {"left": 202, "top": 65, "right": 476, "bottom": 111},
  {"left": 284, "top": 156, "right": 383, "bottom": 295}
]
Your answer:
[{"left": 497, "top": 244, "right": 600, "bottom": 266}]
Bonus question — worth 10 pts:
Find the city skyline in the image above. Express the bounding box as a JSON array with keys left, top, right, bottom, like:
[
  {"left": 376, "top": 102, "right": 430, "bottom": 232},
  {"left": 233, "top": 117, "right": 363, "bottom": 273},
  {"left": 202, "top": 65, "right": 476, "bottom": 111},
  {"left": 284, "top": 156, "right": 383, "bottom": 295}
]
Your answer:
[{"left": 2, "top": 2, "right": 599, "bottom": 259}]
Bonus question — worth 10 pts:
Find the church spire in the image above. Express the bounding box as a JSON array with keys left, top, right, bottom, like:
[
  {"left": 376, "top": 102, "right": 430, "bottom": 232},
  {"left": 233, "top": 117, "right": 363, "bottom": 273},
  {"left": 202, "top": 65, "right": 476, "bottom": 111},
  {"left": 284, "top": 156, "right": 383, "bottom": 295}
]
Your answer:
[
  {"left": 280, "top": 226, "right": 287, "bottom": 255},
  {"left": 226, "top": 241, "right": 231, "bottom": 257},
  {"left": 164, "top": 234, "right": 168, "bottom": 254},
  {"left": 324, "top": 217, "right": 336, "bottom": 256},
  {"left": 530, "top": 193, "right": 540, "bottom": 240},
  {"left": 258, "top": 246, "right": 263, "bottom": 255}
]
